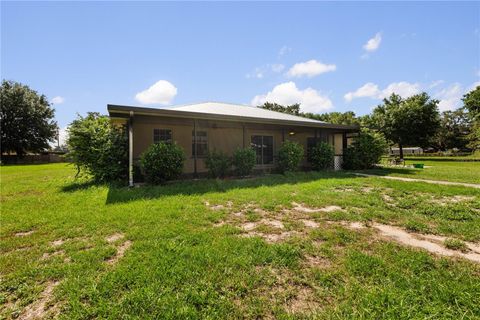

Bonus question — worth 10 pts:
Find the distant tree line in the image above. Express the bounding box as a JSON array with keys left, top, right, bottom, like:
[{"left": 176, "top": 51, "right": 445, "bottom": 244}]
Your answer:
[{"left": 260, "top": 86, "right": 480, "bottom": 158}]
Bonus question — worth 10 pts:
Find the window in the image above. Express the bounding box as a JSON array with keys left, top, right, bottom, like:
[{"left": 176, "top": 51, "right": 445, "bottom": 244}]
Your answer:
[
  {"left": 153, "top": 129, "right": 172, "bottom": 144},
  {"left": 192, "top": 131, "right": 208, "bottom": 157},
  {"left": 251, "top": 135, "right": 273, "bottom": 165}
]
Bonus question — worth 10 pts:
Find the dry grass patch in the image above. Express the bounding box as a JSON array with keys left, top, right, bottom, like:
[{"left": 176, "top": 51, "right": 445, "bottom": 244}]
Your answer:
[
  {"left": 14, "top": 230, "right": 35, "bottom": 237},
  {"left": 18, "top": 280, "right": 60, "bottom": 320}
]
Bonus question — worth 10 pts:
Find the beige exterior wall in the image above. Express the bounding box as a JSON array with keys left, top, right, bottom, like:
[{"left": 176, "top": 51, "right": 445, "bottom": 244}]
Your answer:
[{"left": 131, "top": 115, "right": 344, "bottom": 174}]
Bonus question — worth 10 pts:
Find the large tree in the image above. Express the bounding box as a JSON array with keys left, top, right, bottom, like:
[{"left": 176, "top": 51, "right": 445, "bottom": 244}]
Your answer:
[
  {"left": 259, "top": 102, "right": 301, "bottom": 115},
  {"left": 370, "top": 92, "right": 440, "bottom": 159},
  {"left": 304, "top": 111, "right": 360, "bottom": 125},
  {"left": 463, "top": 86, "right": 480, "bottom": 150},
  {"left": 1, "top": 80, "right": 57, "bottom": 155},
  {"left": 435, "top": 109, "right": 471, "bottom": 151}
]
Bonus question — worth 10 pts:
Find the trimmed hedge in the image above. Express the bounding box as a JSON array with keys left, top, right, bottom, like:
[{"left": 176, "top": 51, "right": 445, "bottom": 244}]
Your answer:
[
  {"left": 232, "top": 148, "right": 256, "bottom": 176},
  {"left": 310, "top": 142, "right": 335, "bottom": 170},
  {"left": 205, "top": 150, "right": 231, "bottom": 178},
  {"left": 140, "top": 142, "right": 185, "bottom": 184},
  {"left": 277, "top": 141, "right": 304, "bottom": 173}
]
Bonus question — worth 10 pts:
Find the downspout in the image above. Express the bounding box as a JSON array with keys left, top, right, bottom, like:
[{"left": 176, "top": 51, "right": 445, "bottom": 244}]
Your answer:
[
  {"left": 193, "top": 119, "right": 197, "bottom": 176},
  {"left": 128, "top": 111, "right": 134, "bottom": 187}
]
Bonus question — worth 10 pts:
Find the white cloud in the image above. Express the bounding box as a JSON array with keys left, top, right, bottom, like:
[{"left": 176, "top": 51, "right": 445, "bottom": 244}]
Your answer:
[
  {"left": 135, "top": 80, "right": 177, "bottom": 105},
  {"left": 51, "top": 96, "right": 65, "bottom": 104},
  {"left": 467, "top": 81, "right": 480, "bottom": 92},
  {"left": 435, "top": 83, "right": 463, "bottom": 112},
  {"left": 344, "top": 83, "right": 380, "bottom": 102},
  {"left": 278, "top": 45, "right": 291, "bottom": 57},
  {"left": 271, "top": 64, "right": 285, "bottom": 73},
  {"left": 380, "top": 81, "right": 420, "bottom": 99},
  {"left": 363, "top": 32, "right": 382, "bottom": 52},
  {"left": 429, "top": 80, "right": 444, "bottom": 89},
  {"left": 246, "top": 68, "right": 264, "bottom": 79},
  {"left": 287, "top": 60, "right": 336, "bottom": 78},
  {"left": 251, "top": 81, "right": 332, "bottom": 113},
  {"left": 344, "top": 81, "right": 420, "bottom": 102}
]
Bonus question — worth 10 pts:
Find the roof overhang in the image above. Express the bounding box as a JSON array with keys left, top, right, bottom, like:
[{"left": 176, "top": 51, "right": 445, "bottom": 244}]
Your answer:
[{"left": 107, "top": 104, "right": 359, "bottom": 131}]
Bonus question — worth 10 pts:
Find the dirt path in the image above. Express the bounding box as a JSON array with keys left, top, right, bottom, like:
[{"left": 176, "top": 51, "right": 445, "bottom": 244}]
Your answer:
[{"left": 352, "top": 173, "right": 480, "bottom": 189}]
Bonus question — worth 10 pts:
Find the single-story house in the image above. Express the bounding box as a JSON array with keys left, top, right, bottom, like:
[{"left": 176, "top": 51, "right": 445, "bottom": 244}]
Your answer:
[
  {"left": 390, "top": 147, "right": 423, "bottom": 156},
  {"left": 107, "top": 102, "right": 359, "bottom": 186}
]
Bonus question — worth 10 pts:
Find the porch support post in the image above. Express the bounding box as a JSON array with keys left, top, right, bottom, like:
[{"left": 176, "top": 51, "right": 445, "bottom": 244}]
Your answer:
[
  {"left": 128, "top": 111, "right": 134, "bottom": 187},
  {"left": 193, "top": 119, "right": 198, "bottom": 176},
  {"left": 314, "top": 129, "right": 318, "bottom": 144},
  {"left": 282, "top": 129, "right": 285, "bottom": 142},
  {"left": 242, "top": 124, "right": 246, "bottom": 148},
  {"left": 342, "top": 132, "right": 348, "bottom": 153}
]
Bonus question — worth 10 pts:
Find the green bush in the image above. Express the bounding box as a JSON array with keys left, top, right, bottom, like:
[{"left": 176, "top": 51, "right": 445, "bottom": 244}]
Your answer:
[
  {"left": 67, "top": 113, "right": 128, "bottom": 183},
  {"left": 205, "top": 150, "right": 231, "bottom": 178},
  {"left": 140, "top": 142, "right": 185, "bottom": 184},
  {"left": 310, "top": 142, "right": 335, "bottom": 170},
  {"left": 232, "top": 148, "right": 256, "bottom": 176},
  {"left": 343, "top": 129, "right": 388, "bottom": 170},
  {"left": 277, "top": 140, "right": 304, "bottom": 173}
]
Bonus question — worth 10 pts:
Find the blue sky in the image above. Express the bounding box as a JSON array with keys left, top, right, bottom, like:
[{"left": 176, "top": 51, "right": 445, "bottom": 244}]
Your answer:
[{"left": 2, "top": 1, "right": 479, "bottom": 141}]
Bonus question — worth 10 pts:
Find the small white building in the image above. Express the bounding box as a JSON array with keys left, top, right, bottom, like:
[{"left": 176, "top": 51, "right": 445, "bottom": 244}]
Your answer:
[{"left": 389, "top": 147, "right": 423, "bottom": 156}]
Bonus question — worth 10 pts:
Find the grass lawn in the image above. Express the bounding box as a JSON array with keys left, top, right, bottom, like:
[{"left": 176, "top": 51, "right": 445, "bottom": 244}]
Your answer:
[
  {"left": 1, "top": 163, "right": 480, "bottom": 319},
  {"left": 369, "top": 160, "right": 480, "bottom": 184}
]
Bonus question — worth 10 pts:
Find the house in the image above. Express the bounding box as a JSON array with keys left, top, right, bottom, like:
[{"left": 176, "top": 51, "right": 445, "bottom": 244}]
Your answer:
[
  {"left": 107, "top": 102, "right": 359, "bottom": 186},
  {"left": 389, "top": 147, "right": 423, "bottom": 156}
]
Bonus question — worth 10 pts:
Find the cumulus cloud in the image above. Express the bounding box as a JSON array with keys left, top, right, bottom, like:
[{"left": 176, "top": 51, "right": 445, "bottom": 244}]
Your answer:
[
  {"left": 380, "top": 81, "right": 421, "bottom": 99},
  {"left": 344, "top": 81, "right": 420, "bottom": 102},
  {"left": 135, "top": 80, "right": 177, "bottom": 105},
  {"left": 51, "top": 96, "right": 65, "bottom": 104},
  {"left": 251, "top": 81, "right": 332, "bottom": 113},
  {"left": 434, "top": 83, "right": 464, "bottom": 111},
  {"left": 344, "top": 83, "right": 380, "bottom": 102},
  {"left": 363, "top": 33, "right": 382, "bottom": 52},
  {"left": 287, "top": 60, "right": 336, "bottom": 78}
]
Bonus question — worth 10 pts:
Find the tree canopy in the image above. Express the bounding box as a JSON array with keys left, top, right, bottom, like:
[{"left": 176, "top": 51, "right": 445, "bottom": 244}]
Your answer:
[
  {"left": 1, "top": 80, "right": 57, "bottom": 155},
  {"left": 463, "top": 86, "right": 480, "bottom": 150},
  {"left": 369, "top": 93, "right": 441, "bottom": 158}
]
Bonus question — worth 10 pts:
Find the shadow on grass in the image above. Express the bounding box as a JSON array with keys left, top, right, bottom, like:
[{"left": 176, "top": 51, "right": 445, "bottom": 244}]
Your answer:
[
  {"left": 61, "top": 180, "right": 100, "bottom": 192},
  {"left": 353, "top": 167, "right": 419, "bottom": 176},
  {"left": 104, "top": 171, "right": 361, "bottom": 205}
]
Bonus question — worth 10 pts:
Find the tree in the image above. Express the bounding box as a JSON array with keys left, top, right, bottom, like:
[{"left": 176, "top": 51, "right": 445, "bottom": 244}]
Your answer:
[
  {"left": 370, "top": 93, "right": 441, "bottom": 159},
  {"left": 0, "top": 80, "right": 57, "bottom": 156},
  {"left": 303, "top": 111, "right": 360, "bottom": 125},
  {"left": 463, "top": 86, "right": 480, "bottom": 150},
  {"left": 67, "top": 113, "right": 128, "bottom": 183},
  {"left": 435, "top": 109, "right": 471, "bottom": 151},
  {"left": 259, "top": 102, "right": 300, "bottom": 115}
]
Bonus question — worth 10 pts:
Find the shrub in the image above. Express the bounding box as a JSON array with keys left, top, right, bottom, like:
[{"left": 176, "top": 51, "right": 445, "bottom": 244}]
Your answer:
[
  {"left": 232, "top": 148, "right": 256, "bottom": 176},
  {"left": 205, "top": 150, "right": 231, "bottom": 178},
  {"left": 67, "top": 113, "right": 128, "bottom": 183},
  {"left": 140, "top": 142, "right": 185, "bottom": 184},
  {"left": 277, "top": 140, "right": 304, "bottom": 173},
  {"left": 310, "top": 142, "right": 335, "bottom": 170},
  {"left": 343, "top": 129, "right": 388, "bottom": 170}
]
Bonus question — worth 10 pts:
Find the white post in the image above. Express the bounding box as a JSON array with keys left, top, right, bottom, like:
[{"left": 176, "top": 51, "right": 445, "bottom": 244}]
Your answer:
[{"left": 128, "top": 111, "right": 134, "bottom": 187}]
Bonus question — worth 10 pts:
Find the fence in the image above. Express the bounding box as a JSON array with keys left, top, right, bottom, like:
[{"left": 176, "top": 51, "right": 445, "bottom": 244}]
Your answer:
[{"left": 1, "top": 153, "right": 67, "bottom": 164}]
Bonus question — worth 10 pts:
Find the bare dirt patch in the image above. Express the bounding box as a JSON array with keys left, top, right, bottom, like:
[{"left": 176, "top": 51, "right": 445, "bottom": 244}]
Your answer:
[
  {"left": 301, "top": 219, "right": 319, "bottom": 228},
  {"left": 15, "top": 230, "right": 35, "bottom": 237},
  {"left": 204, "top": 200, "right": 234, "bottom": 211},
  {"left": 429, "top": 195, "right": 476, "bottom": 206},
  {"left": 41, "top": 250, "right": 65, "bottom": 260},
  {"left": 51, "top": 239, "right": 64, "bottom": 247},
  {"left": 106, "top": 233, "right": 124, "bottom": 243},
  {"left": 291, "top": 202, "right": 344, "bottom": 213},
  {"left": 18, "top": 280, "right": 60, "bottom": 320},
  {"left": 106, "top": 240, "right": 132, "bottom": 265},
  {"left": 371, "top": 223, "right": 480, "bottom": 263}
]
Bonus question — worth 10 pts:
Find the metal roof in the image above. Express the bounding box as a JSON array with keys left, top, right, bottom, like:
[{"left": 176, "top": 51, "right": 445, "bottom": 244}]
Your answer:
[
  {"left": 166, "top": 102, "right": 326, "bottom": 124},
  {"left": 107, "top": 102, "right": 358, "bottom": 130}
]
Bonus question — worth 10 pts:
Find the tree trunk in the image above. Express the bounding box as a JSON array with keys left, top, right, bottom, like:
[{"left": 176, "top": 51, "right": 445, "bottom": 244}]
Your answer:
[{"left": 399, "top": 143, "right": 404, "bottom": 160}]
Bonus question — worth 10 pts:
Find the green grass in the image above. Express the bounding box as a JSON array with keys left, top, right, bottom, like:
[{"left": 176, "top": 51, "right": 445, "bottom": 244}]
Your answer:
[
  {"left": 1, "top": 163, "right": 480, "bottom": 319},
  {"left": 369, "top": 160, "right": 480, "bottom": 184}
]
